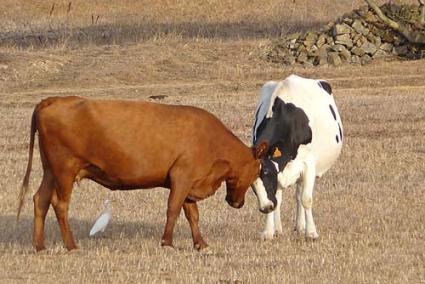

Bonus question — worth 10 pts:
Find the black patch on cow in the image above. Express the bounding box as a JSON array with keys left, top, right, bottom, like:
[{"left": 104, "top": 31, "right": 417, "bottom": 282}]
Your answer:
[
  {"left": 318, "top": 80, "right": 332, "bottom": 95},
  {"left": 254, "top": 118, "right": 268, "bottom": 145},
  {"left": 253, "top": 97, "right": 312, "bottom": 205},
  {"left": 336, "top": 135, "right": 339, "bottom": 143},
  {"left": 254, "top": 97, "right": 312, "bottom": 172},
  {"left": 338, "top": 123, "right": 343, "bottom": 141},
  {"left": 329, "top": 104, "right": 336, "bottom": 120},
  {"left": 258, "top": 159, "right": 278, "bottom": 207}
]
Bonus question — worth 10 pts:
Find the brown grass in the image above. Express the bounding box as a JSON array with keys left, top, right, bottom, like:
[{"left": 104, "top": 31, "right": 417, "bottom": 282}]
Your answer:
[
  {"left": 2, "top": 0, "right": 413, "bottom": 48},
  {"left": 1, "top": 1, "right": 425, "bottom": 283}
]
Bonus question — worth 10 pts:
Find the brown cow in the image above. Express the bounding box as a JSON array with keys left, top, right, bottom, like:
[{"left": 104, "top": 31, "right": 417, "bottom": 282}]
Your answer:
[{"left": 17, "top": 96, "right": 268, "bottom": 251}]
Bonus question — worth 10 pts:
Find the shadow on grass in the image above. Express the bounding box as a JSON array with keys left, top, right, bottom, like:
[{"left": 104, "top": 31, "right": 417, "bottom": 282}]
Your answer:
[
  {"left": 0, "top": 19, "right": 325, "bottom": 49},
  {"left": 1, "top": 214, "right": 162, "bottom": 248},
  {"left": 2, "top": 210, "right": 265, "bottom": 250}
]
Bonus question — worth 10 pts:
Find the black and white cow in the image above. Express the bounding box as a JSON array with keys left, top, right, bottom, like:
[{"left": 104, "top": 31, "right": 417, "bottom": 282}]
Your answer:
[{"left": 251, "top": 74, "right": 343, "bottom": 240}]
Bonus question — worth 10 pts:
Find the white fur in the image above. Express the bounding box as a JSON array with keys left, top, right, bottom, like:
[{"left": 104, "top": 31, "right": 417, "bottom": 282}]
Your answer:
[
  {"left": 251, "top": 179, "right": 274, "bottom": 212},
  {"left": 252, "top": 161, "right": 280, "bottom": 214},
  {"left": 253, "top": 81, "right": 279, "bottom": 142},
  {"left": 261, "top": 189, "right": 283, "bottom": 240},
  {"left": 254, "top": 74, "right": 343, "bottom": 240}
]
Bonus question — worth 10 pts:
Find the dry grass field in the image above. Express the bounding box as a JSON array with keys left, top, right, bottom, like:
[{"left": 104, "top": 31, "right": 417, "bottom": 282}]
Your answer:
[{"left": 1, "top": 1, "right": 425, "bottom": 283}]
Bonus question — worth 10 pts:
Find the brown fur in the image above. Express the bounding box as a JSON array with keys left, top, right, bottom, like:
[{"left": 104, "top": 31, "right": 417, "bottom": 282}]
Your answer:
[{"left": 18, "top": 96, "right": 267, "bottom": 251}]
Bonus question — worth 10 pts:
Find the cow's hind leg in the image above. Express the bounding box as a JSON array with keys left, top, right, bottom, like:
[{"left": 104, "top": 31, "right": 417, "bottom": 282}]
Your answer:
[
  {"left": 51, "top": 172, "right": 78, "bottom": 251},
  {"left": 299, "top": 161, "right": 318, "bottom": 240},
  {"left": 33, "top": 170, "right": 54, "bottom": 251},
  {"left": 295, "top": 181, "right": 306, "bottom": 235},
  {"left": 183, "top": 200, "right": 208, "bottom": 250}
]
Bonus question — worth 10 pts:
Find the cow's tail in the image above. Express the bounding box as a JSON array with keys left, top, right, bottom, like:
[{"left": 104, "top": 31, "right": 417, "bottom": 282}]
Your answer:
[{"left": 17, "top": 109, "right": 37, "bottom": 222}]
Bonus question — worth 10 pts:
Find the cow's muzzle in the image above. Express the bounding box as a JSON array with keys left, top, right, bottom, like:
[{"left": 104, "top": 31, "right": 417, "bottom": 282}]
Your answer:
[
  {"left": 259, "top": 201, "right": 275, "bottom": 214},
  {"left": 251, "top": 180, "right": 276, "bottom": 214}
]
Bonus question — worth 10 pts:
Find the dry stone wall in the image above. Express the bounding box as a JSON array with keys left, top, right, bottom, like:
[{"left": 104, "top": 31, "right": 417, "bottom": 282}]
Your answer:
[{"left": 266, "top": 4, "right": 425, "bottom": 67}]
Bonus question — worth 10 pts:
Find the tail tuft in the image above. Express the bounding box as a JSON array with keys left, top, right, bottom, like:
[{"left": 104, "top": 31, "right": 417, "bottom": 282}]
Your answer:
[{"left": 17, "top": 183, "right": 30, "bottom": 222}]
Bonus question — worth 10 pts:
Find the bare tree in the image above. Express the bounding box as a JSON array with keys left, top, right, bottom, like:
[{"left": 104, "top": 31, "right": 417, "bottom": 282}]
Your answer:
[{"left": 364, "top": 0, "right": 425, "bottom": 43}]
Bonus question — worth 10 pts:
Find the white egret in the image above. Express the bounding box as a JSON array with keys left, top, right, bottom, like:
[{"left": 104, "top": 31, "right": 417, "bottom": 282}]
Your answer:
[{"left": 89, "top": 199, "right": 114, "bottom": 237}]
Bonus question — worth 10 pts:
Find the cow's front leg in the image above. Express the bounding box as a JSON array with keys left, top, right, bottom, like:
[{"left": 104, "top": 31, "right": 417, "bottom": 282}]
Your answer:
[
  {"left": 300, "top": 160, "right": 318, "bottom": 240},
  {"left": 261, "top": 189, "right": 283, "bottom": 240},
  {"left": 261, "top": 211, "right": 275, "bottom": 240},
  {"left": 183, "top": 200, "right": 208, "bottom": 250},
  {"left": 161, "top": 184, "right": 188, "bottom": 248},
  {"left": 273, "top": 189, "right": 283, "bottom": 235}
]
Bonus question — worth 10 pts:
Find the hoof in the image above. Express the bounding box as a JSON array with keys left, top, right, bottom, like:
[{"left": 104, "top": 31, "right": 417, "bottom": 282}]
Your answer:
[
  {"left": 260, "top": 231, "right": 274, "bottom": 241},
  {"left": 275, "top": 227, "right": 283, "bottom": 236},
  {"left": 35, "top": 245, "right": 46, "bottom": 252},
  {"left": 259, "top": 202, "right": 275, "bottom": 214},
  {"left": 305, "top": 232, "right": 319, "bottom": 241},
  {"left": 160, "top": 239, "right": 174, "bottom": 248},
  {"left": 35, "top": 249, "right": 48, "bottom": 255},
  {"left": 160, "top": 241, "right": 176, "bottom": 254},
  {"left": 294, "top": 227, "right": 306, "bottom": 237},
  {"left": 194, "top": 242, "right": 208, "bottom": 251},
  {"left": 198, "top": 246, "right": 213, "bottom": 255},
  {"left": 66, "top": 246, "right": 79, "bottom": 252}
]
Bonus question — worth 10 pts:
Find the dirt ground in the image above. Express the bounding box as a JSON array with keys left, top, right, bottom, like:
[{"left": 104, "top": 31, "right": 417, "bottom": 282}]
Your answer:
[{"left": 1, "top": 1, "right": 425, "bottom": 283}]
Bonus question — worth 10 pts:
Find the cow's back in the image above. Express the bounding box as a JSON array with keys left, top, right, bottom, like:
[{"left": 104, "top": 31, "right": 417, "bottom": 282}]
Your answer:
[{"left": 273, "top": 75, "right": 343, "bottom": 176}]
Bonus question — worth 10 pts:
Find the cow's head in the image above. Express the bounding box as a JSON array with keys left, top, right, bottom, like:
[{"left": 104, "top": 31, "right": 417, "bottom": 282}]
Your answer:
[
  {"left": 251, "top": 158, "right": 279, "bottom": 213},
  {"left": 225, "top": 142, "right": 268, "bottom": 209},
  {"left": 252, "top": 97, "right": 312, "bottom": 214}
]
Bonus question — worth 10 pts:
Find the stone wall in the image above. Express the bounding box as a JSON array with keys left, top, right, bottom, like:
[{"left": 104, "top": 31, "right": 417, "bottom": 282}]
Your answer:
[{"left": 265, "top": 4, "right": 425, "bottom": 67}]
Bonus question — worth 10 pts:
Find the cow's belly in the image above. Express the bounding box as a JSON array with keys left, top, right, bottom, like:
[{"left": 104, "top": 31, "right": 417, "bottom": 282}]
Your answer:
[
  {"left": 77, "top": 159, "right": 172, "bottom": 190},
  {"left": 314, "top": 147, "right": 342, "bottom": 177},
  {"left": 72, "top": 128, "right": 181, "bottom": 189},
  {"left": 310, "top": 124, "right": 343, "bottom": 176}
]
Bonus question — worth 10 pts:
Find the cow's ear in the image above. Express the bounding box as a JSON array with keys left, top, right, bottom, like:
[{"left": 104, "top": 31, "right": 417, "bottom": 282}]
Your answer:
[{"left": 253, "top": 141, "right": 269, "bottom": 159}]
